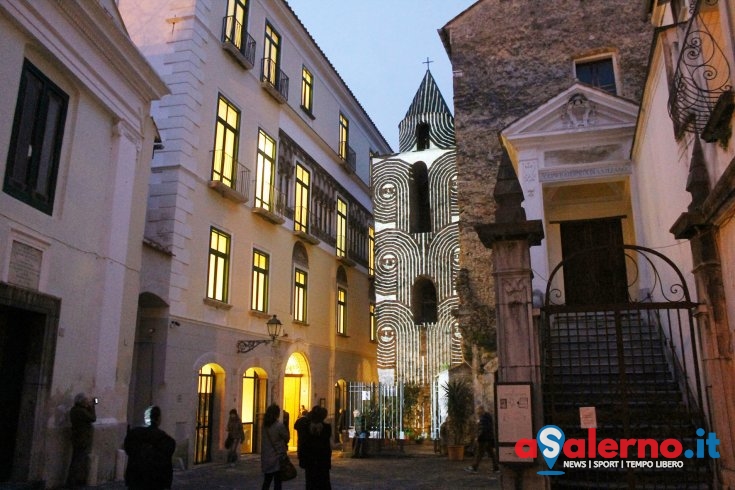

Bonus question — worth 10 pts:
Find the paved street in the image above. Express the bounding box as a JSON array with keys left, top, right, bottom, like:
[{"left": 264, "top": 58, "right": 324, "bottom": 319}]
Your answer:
[{"left": 95, "top": 442, "right": 500, "bottom": 490}]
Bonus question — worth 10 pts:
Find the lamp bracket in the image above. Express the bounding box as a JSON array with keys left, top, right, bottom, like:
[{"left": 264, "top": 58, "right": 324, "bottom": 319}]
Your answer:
[{"left": 236, "top": 339, "right": 271, "bottom": 354}]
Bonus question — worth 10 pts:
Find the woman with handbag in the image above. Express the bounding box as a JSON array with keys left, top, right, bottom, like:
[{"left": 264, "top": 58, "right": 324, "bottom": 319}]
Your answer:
[
  {"left": 261, "top": 404, "right": 290, "bottom": 490},
  {"left": 226, "top": 408, "right": 245, "bottom": 465}
]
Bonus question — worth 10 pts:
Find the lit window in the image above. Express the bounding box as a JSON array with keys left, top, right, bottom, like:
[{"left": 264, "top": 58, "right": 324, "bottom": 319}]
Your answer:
[
  {"left": 255, "top": 129, "right": 276, "bottom": 210},
  {"left": 263, "top": 23, "right": 281, "bottom": 86},
  {"left": 368, "top": 226, "right": 375, "bottom": 276},
  {"left": 212, "top": 95, "right": 240, "bottom": 189},
  {"left": 301, "top": 66, "right": 313, "bottom": 114},
  {"left": 336, "top": 198, "right": 348, "bottom": 258},
  {"left": 294, "top": 268, "right": 308, "bottom": 322},
  {"left": 294, "top": 164, "right": 310, "bottom": 233},
  {"left": 251, "top": 249, "right": 269, "bottom": 312},
  {"left": 223, "top": 0, "right": 250, "bottom": 50},
  {"left": 207, "top": 228, "right": 231, "bottom": 302},
  {"left": 369, "top": 303, "right": 376, "bottom": 342},
  {"left": 338, "top": 114, "right": 349, "bottom": 160},
  {"left": 337, "top": 287, "right": 347, "bottom": 335},
  {"left": 575, "top": 58, "right": 616, "bottom": 94},
  {"left": 4, "top": 60, "right": 68, "bottom": 215}
]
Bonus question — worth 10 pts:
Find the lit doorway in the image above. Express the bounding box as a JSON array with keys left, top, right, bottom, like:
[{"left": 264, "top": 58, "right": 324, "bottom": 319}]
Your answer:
[
  {"left": 241, "top": 367, "right": 268, "bottom": 453},
  {"left": 283, "top": 353, "right": 310, "bottom": 450},
  {"left": 195, "top": 363, "right": 223, "bottom": 464}
]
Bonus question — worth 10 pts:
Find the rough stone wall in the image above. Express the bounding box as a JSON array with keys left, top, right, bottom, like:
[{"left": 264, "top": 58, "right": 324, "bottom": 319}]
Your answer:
[{"left": 442, "top": 0, "right": 654, "bottom": 361}]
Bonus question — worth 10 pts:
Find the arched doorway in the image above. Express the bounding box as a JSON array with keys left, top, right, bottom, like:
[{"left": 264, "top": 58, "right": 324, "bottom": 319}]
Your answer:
[
  {"left": 195, "top": 363, "right": 224, "bottom": 464},
  {"left": 283, "top": 352, "right": 310, "bottom": 450},
  {"left": 241, "top": 367, "right": 268, "bottom": 453}
]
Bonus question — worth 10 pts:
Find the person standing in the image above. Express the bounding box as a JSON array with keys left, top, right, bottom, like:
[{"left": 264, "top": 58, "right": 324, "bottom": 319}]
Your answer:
[
  {"left": 124, "top": 406, "right": 176, "bottom": 490},
  {"left": 298, "top": 406, "right": 332, "bottom": 490},
  {"left": 465, "top": 406, "right": 498, "bottom": 473},
  {"left": 67, "top": 393, "right": 97, "bottom": 488},
  {"left": 261, "top": 404, "right": 290, "bottom": 490},
  {"left": 226, "top": 409, "right": 245, "bottom": 465},
  {"left": 352, "top": 410, "right": 366, "bottom": 458}
]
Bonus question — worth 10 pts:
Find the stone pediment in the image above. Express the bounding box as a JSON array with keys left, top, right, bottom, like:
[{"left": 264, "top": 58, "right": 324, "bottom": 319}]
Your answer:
[{"left": 503, "top": 84, "right": 639, "bottom": 141}]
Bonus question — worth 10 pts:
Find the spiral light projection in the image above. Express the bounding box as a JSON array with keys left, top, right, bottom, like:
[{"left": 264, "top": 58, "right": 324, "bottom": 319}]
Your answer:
[
  {"left": 398, "top": 70, "right": 456, "bottom": 152},
  {"left": 373, "top": 158, "right": 411, "bottom": 229},
  {"left": 429, "top": 152, "right": 459, "bottom": 227}
]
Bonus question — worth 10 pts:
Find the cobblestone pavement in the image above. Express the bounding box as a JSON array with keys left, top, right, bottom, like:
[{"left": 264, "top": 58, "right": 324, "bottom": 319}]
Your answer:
[{"left": 94, "top": 442, "right": 501, "bottom": 490}]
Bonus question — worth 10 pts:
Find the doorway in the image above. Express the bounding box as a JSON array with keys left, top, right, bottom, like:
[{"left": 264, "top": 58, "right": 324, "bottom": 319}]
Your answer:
[
  {"left": 560, "top": 217, "right": 627, "bottom": 305},
  {"left": 195, "top": 364, "right": 220, "bottom": 464},
  {"left": 282, "top": 353, "right": 310, "bottom": 450},
  {"left": 241, "top": 367, "right": 268, "bottom": 453}
]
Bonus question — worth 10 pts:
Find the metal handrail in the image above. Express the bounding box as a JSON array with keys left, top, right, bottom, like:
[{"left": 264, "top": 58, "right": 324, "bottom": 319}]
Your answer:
[
  {"left": 221, "top": 16, "right": 256, "bottom": 66},
  {"left": 261, "top": 58, "right": 289, "bottom": 101},
  {"left": 210, "top": 150, "right": 250, "bottom": 199}
]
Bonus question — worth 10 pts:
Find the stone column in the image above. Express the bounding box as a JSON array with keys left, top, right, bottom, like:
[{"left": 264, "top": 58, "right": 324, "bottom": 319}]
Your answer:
[{"left": 475, "top": 148, "right": 547, "bottom": 490}]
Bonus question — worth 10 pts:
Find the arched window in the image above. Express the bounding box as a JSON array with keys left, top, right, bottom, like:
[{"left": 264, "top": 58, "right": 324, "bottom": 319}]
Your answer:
[
  {"left": 412, "top": 277, "right": 437, "bottom": 323},
  {"left": 416, "top": 122, "right": 430, "bottom": 150},
  {"left": 409, "top": 161, "right": 431, "bottom": 233}
]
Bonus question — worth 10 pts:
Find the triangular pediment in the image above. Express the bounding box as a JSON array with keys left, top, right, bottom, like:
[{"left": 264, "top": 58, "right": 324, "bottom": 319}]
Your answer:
[{"left": 503, "top": 83, "right": 639, "bottom": 140}]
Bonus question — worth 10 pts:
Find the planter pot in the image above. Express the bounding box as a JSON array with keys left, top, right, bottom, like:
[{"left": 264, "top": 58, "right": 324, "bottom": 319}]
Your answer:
[{"left": 446, "top": 444, "right": 465, "bottom": 461}]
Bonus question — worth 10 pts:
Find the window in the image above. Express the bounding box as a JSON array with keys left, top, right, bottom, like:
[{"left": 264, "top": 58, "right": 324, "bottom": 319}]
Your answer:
[
  {"left": 337, "top": 287, "right": 347, "bottom": 335},
  {"left": 4, "top": 60, "right": 68, "bottom": 214},
  {"left": 294, "top": 268, "right": 307, "bottom": 322},
  {"left": 207, "top": 227, "right": 231, "bottom": 302},
  {"left": 410, "top": 161, "right": 431, "bottom": 233},
  {"left": 255, "top": 129, "right": 276, "bottom": 210},
  {"left": 336, "top": 198, "right": 348, "bottom": 258},
  {"left": 369, "top": 303, "right": 376, "bottom": 342},
  {"left": 412, "top": 278, "right": 438, "bottom": 323},
  {"left": 338, "top": 114, "right": 349, "bottom": 160},
  {"left": 263, "top": 22, "right": 281, "bottom": 86},
  {"left": 368, "top": 226, "right": 375, "bottom": 276},
  {"left": 212, "top": 95, "right": 240, "bottom": 188},
  {"left": 251, "top": 249, "right": 269, "bottom": 312},
  {"left": 224, "top": 0, "right": 249, "bottom": 49},
  {"left": 416, "top": 123, "right": 430, "bottom": 150},
  {"left": 575, "top": 58, "right": 616, "bottom": 94},
  {"left": 294, "top": 164, "right": 310, "bottom": 233},
  {"left": 301, "top": 66, "right": 314, "bottom": 115}
]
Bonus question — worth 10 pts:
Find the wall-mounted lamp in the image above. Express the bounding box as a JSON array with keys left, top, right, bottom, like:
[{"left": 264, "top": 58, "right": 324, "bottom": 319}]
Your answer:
[{"left": 236, "top": 314, "right": 283, "bottom": 354}]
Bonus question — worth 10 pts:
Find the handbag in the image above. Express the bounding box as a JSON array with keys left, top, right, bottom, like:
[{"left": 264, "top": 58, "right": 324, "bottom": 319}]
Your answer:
[
  {"left": 265, "top": 425, "right": 297, "bottom": 481},
  {"left": 224, "top": 435, "right": 233, "bottom": 450},
  {"left": 279, "top": 454, "right": 298, "bottom": 481}
]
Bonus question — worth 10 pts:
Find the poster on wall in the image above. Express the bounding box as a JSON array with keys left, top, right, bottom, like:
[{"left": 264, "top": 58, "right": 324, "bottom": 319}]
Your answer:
[{"left": 495, "top": 382, "right": 534, "bottom": 464}]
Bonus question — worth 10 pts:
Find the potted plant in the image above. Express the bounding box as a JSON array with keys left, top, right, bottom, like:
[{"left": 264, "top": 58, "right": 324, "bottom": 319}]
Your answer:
[{"left": 443, "top": 379, "right": 473, "bottom": 461}]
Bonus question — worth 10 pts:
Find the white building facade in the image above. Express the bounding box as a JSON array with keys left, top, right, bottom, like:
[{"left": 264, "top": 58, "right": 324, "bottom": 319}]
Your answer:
[
  {"left": 0, "top": 0, "right": 167, "bottom": 486},
  {"left": 118, "top": 0, "right": 391, "bottom": 465}
]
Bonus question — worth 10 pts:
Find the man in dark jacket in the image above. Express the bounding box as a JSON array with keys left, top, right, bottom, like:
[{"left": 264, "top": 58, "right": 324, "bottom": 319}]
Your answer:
[
  {"left": 68, "top": 393, "right": 97, "bottom": 488},
  {"left": 465, "top": 406, "right": 498, "bottom": 473},
  {"left": 124, "top": 406, "right": 176, "bottom": 490}
]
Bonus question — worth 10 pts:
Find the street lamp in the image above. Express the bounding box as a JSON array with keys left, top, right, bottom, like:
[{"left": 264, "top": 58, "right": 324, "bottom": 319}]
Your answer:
[{"left": 236, "top": 314, "right": 283, "bottom": 353}]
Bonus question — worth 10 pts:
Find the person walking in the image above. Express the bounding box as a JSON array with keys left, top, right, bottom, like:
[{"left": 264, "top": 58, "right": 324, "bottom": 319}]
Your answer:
[
  {"left": 298, "top": 405, "right": 332, "bottom": 490},
  {"left": 226, "top": 408, "right": 245, "bottom": 465},
  {"left": 465, "top": 406, "right": 498, "bottom": 473},
  {"left": 67, "top": 393, "right": 97, "bottom": 488},
  {"left": 124, "top": 405, "right": 176, "bottom": 490},
  {"left": 261, "top": 404, "right": 290, "bottom": 490}
]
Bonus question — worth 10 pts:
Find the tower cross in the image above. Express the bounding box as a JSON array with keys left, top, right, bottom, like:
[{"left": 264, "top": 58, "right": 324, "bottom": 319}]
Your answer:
[{"left": 423, "top": 57, "right": 433, "bottom": 70}]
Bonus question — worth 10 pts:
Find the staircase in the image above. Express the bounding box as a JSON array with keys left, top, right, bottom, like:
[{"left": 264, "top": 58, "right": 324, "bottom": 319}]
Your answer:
[{"left": 542, "top": 310, "right": 712, "bottom": 489}]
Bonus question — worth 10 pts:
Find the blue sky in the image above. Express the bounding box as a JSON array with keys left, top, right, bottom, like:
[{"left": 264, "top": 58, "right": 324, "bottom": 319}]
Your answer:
[{"left": 285, "top": 1, "right": 477, "bottom": 150}]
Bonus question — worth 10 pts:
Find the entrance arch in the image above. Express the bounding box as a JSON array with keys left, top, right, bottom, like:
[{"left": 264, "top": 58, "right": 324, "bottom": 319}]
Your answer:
[
  {"left": 241, "top": 367, "right": 268, "bottom": 453},
  {"left": 195, "top": 363, "right": 224, "bottom": 464},
  {"left": 283, "top": 352, "right": 310, "bottom": 450}
]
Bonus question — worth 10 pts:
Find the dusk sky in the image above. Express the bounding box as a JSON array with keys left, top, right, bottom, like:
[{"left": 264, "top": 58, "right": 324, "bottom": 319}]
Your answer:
[{"left": 285, "top": 1, "right": 477, "bottom": 150}]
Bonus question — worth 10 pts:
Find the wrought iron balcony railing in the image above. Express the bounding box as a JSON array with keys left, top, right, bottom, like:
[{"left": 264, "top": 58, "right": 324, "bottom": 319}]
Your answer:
[
  {"left": 261, "top": 58, "right": 289, "bottom": 103},
  {"left": 221, "top": 16, "right": 256, "bottom": 69},
  {"left": 668, "top": 0, "right": 732, "bottom": 142},
  {"left": 252, "top": 179, "right": 286, "bottom": 224},
  {"left": 209, "top": 150, "right": 250, "bottom": 203},
  {"left": 339, "top": 141, "right": 356, "bottom": 172}
]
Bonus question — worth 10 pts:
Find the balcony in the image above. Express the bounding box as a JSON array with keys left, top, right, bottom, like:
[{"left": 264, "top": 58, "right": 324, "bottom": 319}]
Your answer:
[
  {"left": 208, "top": 150, "right": 250, "bottom": 203},
  {"left": 252, "top": 180, "right": 286, "bottom": 224},
  {"left": 339, "top": 141, "right": 356, "bottom": 173},
  {"left": 221, "top": 16, "right": 256, "bottom": 70},
  {"left": 668, "top": 0, "right": 732, "bottom": 144},
  {"left": 292, "top": 206, "right": 320, "bottom": 244},
  {"left": 335, "top": 235, "right": 356, "bottom": 267},
  {"left": 261, "top": 58, "right": 289, "bottom": 104}
]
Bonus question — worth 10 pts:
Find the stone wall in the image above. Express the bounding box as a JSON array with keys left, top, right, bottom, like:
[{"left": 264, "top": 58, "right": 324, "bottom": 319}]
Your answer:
[{"left": 442, "top": 0, "right": 654, "bottom": 364}]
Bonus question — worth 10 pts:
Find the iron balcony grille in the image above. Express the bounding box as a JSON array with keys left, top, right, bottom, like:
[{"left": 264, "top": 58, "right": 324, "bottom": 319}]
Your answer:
[
  {"left": 667, "top": 0, "right": 732, "bottom": 138},
  {"left": 261, "top": 58, "right": 289, "bottom": 103},
  {"left": 209, "top": 150, "right": 250, "bottom": 202},
  {"left": 221, "top": 16, "right": 256, "bottom": 68},
  {"left": 339, "top": 141, "right": 356, "bottom": 172}
]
